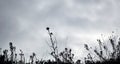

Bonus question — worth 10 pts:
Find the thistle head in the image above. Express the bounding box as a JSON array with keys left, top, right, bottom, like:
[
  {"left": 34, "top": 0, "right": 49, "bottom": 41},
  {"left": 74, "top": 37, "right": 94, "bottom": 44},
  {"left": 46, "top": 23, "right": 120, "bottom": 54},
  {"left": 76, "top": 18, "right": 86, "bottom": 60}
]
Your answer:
[
  {"left": 72, "top": 54, "right": 74, "bottom": 57},
  {"left": 84, "top": 44, "right": 89, "bottom": 50},
  {"left": 30, "top": 55, "right": 33, "bottom": 58},
  {"left": 51, "top": 52, "right": 54, "bottom": 55},
  {"left": 50, "top": 33, "right": 53, "bottom": 35},
  {"left": 3, "top": 49, "right": 8, "bottom": 54},
  {"left": 59, "top": 52, "right": 63, "bottom": 56},
  {"left": 9, "top": 42, "right": 13, "bottom": 46},
  {"left": 65, "top": 48, "right": 68, "bottom": 51},
  {"left": 46, "top": 27, "right": 50, "bottom": 30},
  {"left": 15, "top": 53, "right": 17, "bottom": 56},
  {"left": 33, "top": 52, "right": 36, "bottom": 56}
]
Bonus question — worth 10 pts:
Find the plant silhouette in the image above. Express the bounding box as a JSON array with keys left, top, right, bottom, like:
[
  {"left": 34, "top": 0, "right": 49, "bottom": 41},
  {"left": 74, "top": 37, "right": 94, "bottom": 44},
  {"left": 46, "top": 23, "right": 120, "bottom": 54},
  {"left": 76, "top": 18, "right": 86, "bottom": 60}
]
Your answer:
[{"left": 0, "top": 28, "right": 120, "bottom": 64}]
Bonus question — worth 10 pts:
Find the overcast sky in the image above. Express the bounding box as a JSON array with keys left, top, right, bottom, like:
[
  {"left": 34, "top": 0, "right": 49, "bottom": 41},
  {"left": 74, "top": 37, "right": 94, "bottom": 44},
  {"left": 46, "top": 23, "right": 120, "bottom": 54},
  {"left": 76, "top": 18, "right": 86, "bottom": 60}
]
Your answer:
[{"left": 0, "top": 0, "right": 120, "bottom": 61}]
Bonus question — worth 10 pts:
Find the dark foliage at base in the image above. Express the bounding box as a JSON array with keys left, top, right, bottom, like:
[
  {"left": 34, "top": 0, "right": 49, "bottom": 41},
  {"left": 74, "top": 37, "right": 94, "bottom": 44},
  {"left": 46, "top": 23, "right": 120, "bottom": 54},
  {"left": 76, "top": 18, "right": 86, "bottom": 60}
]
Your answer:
[{"left": 85, "top": 58, "right": 120, "bottom": 64}]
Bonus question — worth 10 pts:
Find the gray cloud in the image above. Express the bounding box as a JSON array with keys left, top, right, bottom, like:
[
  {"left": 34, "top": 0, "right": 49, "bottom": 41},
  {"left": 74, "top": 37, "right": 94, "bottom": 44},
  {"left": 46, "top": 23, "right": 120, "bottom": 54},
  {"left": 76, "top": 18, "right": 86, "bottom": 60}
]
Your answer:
[{"left": 0, "top": 0, "right": 120, "bottom": 61}]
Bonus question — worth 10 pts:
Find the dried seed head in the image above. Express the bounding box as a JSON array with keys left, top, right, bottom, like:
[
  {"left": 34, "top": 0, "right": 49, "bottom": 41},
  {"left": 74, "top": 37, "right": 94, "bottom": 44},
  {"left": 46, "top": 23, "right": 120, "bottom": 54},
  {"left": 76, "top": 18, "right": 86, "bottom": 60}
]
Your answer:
[
  {"left": 46, "top": 27, "right": 50, "bottom": 30},
  {"left": 69, "top": 49, "right": 72, "bottom": 52},
  {"left": 60, "top": 52, "right": 63, "bottom": 56},
  {"left": 72, "top": 54, "right": 74, "bottom": 56},
  {"left": 15, "top": 54, "right": 17, "bottom": 56},
  {"left": 33, "top": 52, "right": 36, "bottom": 56},
  {"left": 84, "top": 44, "right": 89, "bottom": 50},
  {"left": 50, "top": 33, "right": 53, "bottom": 35},
  {"left": 9, "top": 42, "right": 13, "bottom": 46},
  {"left": 65, "top": 48, "right": 68, "bottom": 51}
]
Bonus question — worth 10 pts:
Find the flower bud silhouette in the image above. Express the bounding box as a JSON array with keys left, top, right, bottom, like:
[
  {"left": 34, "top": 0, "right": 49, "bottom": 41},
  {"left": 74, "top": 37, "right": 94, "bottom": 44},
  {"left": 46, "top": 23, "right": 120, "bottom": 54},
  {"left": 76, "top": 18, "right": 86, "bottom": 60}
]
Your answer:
[{"left": 46, "top": 27, "right": 50, "bottom": 30}]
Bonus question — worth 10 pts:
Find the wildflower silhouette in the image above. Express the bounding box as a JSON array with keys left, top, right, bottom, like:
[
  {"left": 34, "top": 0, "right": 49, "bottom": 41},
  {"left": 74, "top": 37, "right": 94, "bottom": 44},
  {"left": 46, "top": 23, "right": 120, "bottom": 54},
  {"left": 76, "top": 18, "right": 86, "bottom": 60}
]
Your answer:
[{"left": 0, "top": 28, "right": 120, "bottom": 64}]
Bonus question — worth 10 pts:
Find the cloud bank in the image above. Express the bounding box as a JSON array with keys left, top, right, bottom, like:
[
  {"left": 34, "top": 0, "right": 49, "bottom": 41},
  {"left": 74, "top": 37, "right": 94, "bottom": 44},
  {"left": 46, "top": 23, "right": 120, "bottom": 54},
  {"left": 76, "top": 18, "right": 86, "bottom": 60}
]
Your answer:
[{"left": 0, "top": 0, "right": 120, "bottom": 61}]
